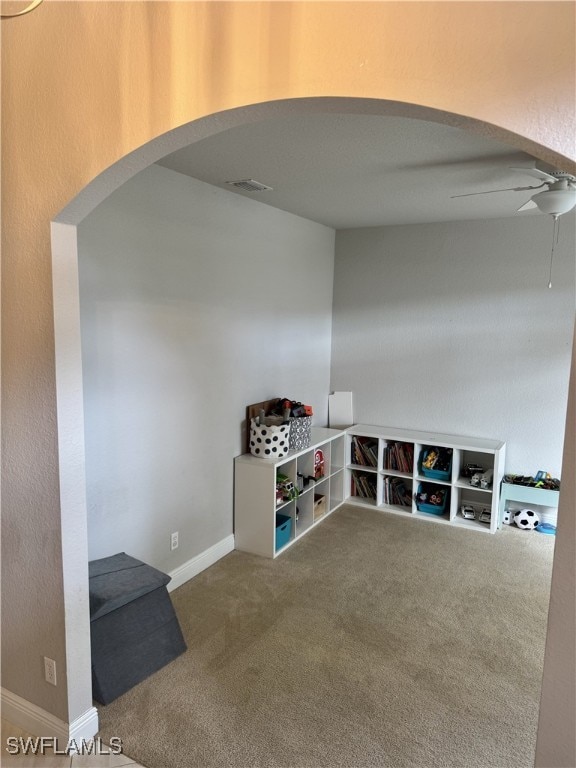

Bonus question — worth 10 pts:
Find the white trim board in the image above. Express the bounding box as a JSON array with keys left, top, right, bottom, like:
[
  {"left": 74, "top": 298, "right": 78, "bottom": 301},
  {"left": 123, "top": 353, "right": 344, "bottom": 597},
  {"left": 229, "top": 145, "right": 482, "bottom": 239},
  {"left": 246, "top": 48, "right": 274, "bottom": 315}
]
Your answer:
[
  {"left": 167, "top": 534, "right": 235, "bottom": 592},
  {"left": 329, "top": 391, "right": 353, "bottom": 429},
  {"left": 1, "top": 687, "right": 98, "bottom": 742}
]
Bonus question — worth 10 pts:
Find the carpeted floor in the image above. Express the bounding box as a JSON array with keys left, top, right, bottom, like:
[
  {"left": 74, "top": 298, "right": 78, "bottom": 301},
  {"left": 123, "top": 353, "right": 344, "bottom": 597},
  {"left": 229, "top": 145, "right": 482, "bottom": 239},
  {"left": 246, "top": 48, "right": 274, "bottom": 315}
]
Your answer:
[{"left": 97, "top": 505, "right": 555, "bottom": 768}]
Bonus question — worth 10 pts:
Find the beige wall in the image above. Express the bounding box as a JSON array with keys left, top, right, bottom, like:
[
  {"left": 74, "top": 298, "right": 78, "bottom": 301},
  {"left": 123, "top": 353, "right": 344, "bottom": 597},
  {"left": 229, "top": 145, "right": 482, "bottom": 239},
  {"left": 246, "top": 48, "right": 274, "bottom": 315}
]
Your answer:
[
  {"left": 535, "top": 330, "right": 576, "bottom": 768},
  {"left": 2, "top": 0, "right": 574, "bottom": 758}
]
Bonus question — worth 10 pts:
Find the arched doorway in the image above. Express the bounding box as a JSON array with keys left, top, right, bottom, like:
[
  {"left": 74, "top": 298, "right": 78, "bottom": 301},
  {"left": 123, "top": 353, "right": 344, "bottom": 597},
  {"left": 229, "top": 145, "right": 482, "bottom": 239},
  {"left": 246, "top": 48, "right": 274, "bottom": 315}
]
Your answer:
[{"left": 51, "top": 96, "right": 574, "bottom": 740}]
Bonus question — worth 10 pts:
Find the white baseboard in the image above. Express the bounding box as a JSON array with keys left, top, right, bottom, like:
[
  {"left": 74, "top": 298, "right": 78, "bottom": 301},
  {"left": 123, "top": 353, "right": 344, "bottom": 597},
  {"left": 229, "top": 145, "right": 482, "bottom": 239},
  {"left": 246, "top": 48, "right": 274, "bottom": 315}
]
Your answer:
[
  {"left": 1, "top": 687, "right": 98, "bottom": 742},
  {"left": 167, "top": 534, "right": 235, "bottom": 592},
  {"left": 68, "top": 705, "right": 99, "bottom": 743}
]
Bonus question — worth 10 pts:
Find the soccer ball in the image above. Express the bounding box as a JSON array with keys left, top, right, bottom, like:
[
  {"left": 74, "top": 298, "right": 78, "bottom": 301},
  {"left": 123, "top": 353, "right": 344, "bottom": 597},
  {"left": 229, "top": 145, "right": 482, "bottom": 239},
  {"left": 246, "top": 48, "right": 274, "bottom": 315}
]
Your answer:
[{"left": 513, "top": 508, "right": 540, "bottom": 530}]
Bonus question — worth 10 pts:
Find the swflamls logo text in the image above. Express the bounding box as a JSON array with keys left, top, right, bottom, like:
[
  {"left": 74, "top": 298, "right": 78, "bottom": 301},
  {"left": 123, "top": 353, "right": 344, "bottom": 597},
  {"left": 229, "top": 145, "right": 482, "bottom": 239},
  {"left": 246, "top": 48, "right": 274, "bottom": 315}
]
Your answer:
[{"left": 5, "top": 736, "right": 123, "bottom": 755}]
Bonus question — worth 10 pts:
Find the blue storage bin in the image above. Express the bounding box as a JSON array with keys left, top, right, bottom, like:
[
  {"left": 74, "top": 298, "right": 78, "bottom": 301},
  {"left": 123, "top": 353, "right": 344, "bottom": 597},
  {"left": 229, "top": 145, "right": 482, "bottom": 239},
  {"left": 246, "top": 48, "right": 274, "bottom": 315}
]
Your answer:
[
  {"left": 275, "top": 513, "right": 292, "bottom": 551},
  {"left": 415, "top": 483, "right": 449, "bottom": 515},
  {"left": 419, "top": 447, "right": 452, "bottom": 481}
]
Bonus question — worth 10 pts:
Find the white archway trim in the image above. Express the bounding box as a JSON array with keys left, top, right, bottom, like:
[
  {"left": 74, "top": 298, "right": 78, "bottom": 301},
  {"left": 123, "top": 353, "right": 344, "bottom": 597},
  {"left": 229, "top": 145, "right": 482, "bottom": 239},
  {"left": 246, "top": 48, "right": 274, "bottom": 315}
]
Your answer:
[{"left": 51, "top": 221, "right": 95, "bottom": 726}]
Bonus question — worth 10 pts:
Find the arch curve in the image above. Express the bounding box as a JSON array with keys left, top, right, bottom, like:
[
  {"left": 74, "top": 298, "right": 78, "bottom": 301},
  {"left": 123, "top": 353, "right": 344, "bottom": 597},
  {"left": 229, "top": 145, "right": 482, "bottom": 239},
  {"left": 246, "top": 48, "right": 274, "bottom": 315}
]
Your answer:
[{"left": 55, "top": 96, "right": 576, "bottom": 227}]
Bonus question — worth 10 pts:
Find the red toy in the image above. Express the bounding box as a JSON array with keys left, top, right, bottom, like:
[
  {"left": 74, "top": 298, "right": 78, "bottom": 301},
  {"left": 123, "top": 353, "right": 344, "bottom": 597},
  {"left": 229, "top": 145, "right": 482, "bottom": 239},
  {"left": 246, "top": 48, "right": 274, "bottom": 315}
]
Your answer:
[{"left": 314, "top": 449, "right": 325, "bottom": 480}]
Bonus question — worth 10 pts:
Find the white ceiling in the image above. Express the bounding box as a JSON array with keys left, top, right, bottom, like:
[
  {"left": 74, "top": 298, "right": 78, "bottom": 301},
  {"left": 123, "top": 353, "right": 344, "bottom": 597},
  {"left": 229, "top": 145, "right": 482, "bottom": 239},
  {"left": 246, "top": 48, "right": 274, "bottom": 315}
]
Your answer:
[{"left": 156, "top": 114, "right": 554, "bottom": 229}]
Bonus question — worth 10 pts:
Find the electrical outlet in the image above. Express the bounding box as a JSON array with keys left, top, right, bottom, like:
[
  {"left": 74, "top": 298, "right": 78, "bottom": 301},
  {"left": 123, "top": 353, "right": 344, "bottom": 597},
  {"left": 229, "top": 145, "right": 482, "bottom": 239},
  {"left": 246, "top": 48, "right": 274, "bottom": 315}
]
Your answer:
[
  {"left": 44, "top": 657, "right": 57, "bottom": 686},
  {"left": 170, "top": 531, "right": 179, "bottom": 551}
]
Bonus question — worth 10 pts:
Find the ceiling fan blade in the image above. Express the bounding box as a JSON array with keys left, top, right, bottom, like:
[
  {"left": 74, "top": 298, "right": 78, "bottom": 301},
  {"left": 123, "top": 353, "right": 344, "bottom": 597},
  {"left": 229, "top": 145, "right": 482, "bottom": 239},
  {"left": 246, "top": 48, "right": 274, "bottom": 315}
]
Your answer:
[
  {"left": 451, "top": 184, "right": 543, "bottom": 199},
  {"left": 509, "top": 167, "right": 558, "bottom": 184},
  {"left": 518, "top": 199, "right": 538, "bottom": 212},
  {"left": 395, "top": 151, "right": 534, "bottom": 172}
]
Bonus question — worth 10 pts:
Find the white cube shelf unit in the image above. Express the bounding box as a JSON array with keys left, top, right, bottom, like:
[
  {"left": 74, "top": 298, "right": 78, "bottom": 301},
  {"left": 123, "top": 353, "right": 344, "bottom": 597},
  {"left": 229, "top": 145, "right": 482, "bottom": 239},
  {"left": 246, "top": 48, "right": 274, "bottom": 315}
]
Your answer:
[
  {"left": 346, "top": 425, "right": 506, "bottom": 534},
  {"left": 234, "top": 427, "right": 346, "bottom": 558}
]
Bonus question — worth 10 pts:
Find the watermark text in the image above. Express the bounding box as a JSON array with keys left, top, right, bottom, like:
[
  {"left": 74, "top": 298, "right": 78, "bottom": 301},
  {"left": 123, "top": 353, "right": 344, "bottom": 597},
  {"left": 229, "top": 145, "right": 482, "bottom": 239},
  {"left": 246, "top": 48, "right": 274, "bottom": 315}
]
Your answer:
[{"left": 5, "top": 736, "right": 123, "bottom": 756}]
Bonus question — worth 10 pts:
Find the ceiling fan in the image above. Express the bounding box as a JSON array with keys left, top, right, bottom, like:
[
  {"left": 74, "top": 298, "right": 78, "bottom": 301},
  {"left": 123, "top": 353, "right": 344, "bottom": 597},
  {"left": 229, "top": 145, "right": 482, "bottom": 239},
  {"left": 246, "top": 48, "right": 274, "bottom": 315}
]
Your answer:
[
  {"left": 453, "top": 166, "right": 576, "bottom": 288},
  {"left": 452, "top": 167, "right": 576, "bottom": 217}
]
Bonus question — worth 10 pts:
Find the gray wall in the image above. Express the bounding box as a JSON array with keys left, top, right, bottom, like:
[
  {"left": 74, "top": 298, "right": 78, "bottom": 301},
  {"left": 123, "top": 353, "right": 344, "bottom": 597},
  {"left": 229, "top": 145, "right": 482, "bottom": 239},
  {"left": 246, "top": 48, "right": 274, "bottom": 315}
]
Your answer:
[
  {"left": 78, "top": 164, "right": 335, "bottom": 571},
  {"left": 331, "top": 216, "right": 575, "bottom": 475},
  {"left": 80, "top": 167, "right": 574, "bottom": 574}
]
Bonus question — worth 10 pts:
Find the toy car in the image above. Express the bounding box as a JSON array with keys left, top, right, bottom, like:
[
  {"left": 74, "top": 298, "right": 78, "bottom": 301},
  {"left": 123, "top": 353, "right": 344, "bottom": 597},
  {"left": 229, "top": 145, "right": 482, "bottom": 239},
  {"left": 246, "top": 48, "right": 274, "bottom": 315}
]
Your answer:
[
  {"left": 460, "top": 505, "right": 476, "bottom": 520},
  {"left": 463, "top": 463, "right": 484, "bottom": 478}
]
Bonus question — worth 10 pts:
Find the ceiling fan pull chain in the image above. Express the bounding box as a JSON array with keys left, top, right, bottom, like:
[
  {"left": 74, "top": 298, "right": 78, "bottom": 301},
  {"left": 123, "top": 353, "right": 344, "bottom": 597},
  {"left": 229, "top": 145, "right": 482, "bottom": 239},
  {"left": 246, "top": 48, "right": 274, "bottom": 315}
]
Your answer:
[{"left": 548, "top": 215, "right": 560, "bottom": 289}]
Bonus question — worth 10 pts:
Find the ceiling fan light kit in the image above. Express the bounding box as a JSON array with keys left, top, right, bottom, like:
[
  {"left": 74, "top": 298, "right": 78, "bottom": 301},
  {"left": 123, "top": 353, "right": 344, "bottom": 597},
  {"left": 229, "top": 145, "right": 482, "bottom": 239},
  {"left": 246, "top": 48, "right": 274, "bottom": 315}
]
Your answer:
[
  {"left": 452, "top": 166, "right": 575, "bottom": 289},
  {"left": 517, "top": 174, "right": 575, "bottom": 289},
  {"left": 453, "top": 168, "right": 576, "bottom": 216},
  {"left": 509, "top": 170, "right": 576, "bottom": 216},
  {"left": 530, "top": 187, "right": 576, "bottom": 217}
]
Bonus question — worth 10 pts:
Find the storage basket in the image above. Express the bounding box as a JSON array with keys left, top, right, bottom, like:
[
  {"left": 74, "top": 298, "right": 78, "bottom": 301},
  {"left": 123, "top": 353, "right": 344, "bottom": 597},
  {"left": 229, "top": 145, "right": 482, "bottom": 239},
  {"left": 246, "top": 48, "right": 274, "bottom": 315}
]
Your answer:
[
  {"left": 250, "top": 419, "right": 291, "bottom": 458},
  {"left": 275, "top": 513, "right": 292, "bottom": 551},
  {"left": 415, "top": 483, "right": 449, "bottom": 515},
  {"left": 419, "top": 447, "right": 452, "bottom": 481},
  {"left": 289, "top": 415, "right": 312, "bottom": 451},
  {"left": 313, "top": 494, "right": 327, "bottom": 521}
]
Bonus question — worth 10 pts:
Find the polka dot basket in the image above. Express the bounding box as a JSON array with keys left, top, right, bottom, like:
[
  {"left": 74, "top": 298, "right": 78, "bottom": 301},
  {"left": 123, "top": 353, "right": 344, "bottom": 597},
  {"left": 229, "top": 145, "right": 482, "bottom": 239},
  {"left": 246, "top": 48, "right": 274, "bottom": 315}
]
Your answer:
[{"left": 249, "top": 418, "right": 291, "bottom": 458}]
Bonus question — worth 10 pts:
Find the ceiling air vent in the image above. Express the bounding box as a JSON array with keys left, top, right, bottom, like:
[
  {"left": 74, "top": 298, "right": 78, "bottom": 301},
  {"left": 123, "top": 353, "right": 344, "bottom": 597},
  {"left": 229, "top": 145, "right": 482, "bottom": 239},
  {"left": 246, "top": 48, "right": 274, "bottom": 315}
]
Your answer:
[{"left": 225, "top": 179, "right": 273, "bottom": 192}]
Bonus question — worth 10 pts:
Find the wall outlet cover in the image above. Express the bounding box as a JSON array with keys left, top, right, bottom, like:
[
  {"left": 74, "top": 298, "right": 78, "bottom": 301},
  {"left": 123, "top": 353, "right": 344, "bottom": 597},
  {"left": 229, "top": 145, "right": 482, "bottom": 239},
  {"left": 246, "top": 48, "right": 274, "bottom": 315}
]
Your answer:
[{"left": 44, "top": 657, "right": 57, "bottom": 686}]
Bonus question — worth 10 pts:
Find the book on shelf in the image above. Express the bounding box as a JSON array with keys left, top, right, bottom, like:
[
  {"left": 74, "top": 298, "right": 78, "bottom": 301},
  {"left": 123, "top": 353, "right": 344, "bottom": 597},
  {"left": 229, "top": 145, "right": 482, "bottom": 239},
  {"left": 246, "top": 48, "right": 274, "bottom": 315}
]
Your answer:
[
  {"left": 351, "top": 471, "right": 377, "bottom": 500},
  {"left": 351, "top": 436, "right": 378, "bottom": 468},
  {"left": 383, "top": 441, "right": 414, "bottom": 473},
  {"left": 383, "top": 476, "right": 412, "bottom": 507}
]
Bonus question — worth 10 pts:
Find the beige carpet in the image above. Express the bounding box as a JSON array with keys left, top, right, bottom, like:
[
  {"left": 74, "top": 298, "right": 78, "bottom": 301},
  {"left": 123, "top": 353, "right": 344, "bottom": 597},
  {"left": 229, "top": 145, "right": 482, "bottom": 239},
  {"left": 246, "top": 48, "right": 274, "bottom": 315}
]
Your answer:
[{"left": 97, "top": 505, "right": 555, "bottom": 768}]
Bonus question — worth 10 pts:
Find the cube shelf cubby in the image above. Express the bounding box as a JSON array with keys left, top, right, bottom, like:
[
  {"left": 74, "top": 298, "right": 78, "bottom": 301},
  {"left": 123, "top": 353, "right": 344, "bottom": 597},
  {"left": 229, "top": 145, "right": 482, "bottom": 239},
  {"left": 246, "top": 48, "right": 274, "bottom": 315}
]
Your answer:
[
  {"left": 234, "top": 428, "right": 346, "bottom": 558},
  {"left": 345, "top": 425, "right": 506, "bottom": 533}
]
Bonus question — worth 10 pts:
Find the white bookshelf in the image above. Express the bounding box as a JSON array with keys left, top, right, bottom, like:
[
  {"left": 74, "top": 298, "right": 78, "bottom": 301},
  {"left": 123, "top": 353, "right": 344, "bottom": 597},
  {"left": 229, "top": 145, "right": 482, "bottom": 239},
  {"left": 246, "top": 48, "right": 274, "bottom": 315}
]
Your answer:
[
  {"left": 234, "top": 427, "right": 346, "bottom": 558},
  {"left": 346, "top": 424, "right": 506, "bottom": 534}
]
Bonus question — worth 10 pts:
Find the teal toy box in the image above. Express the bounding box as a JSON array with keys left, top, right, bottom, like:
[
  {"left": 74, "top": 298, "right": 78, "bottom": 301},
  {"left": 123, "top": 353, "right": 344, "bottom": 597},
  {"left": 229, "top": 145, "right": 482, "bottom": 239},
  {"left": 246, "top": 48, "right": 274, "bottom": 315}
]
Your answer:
[
  {"left": 416, "top": 483, "right": 449, "bottom": 515},
  {"left": 275, "top": 513, "right": 292, "bottom": 551}
]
